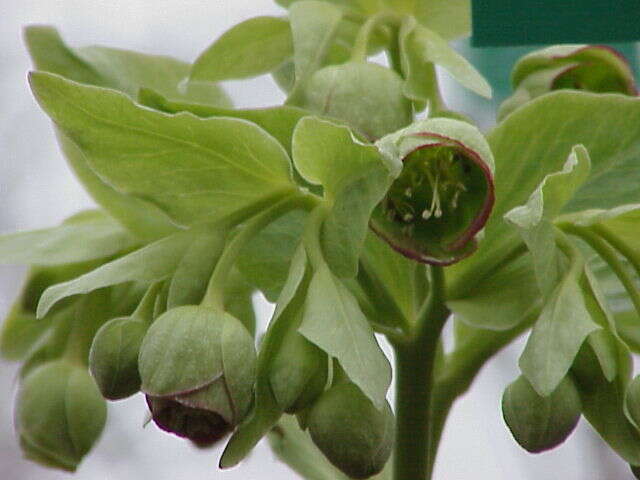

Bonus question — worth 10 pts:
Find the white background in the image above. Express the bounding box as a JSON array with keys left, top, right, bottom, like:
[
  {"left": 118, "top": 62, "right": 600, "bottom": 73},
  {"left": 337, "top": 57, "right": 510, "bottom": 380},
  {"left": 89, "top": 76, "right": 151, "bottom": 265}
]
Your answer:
[{"left": 0, "top": 1, "right": 634, "bottom": 479}]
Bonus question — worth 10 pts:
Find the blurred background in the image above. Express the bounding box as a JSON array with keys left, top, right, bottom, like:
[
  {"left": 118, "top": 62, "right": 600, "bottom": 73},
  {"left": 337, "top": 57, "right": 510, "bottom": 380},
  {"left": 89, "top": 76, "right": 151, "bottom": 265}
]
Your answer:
[{"left": 0, "top": 1, "right": 638, "bottom": 479}]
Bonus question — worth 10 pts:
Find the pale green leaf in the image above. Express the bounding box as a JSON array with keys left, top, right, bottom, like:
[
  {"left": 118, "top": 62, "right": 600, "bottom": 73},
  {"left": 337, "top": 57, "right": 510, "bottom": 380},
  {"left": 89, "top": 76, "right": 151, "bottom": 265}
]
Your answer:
[
  {"left": 519, "top": 262, "right": 600, "bottom": 396},
  {"left": 401, "top": 20, "right": 491, "bottom": 100},
  {"left": 30, "top": 72, "right": 296, "bottom": 226},
  {"left": 505, "top": 145, "right": 591, "bottom": 297},
  {"left": 191, "top": 17, "right": 293, "bottom": 83},
  {"left": 293, "top": 117, "right": 394, "bottom": 277},
  {"left": 448, "top": 253, "right": 540, "bottom": 330},
  {"left": 24, "top": 25, "right": 230, "bottom": 106},
  {"left": 37, "top": 231, "right": 194, "bottom": 318},
  {"left": 221, "top": 246, "right": 308, "bottom": 468},
  {"left": 300, "top": 262, "right": 391, "bottom": 407},
  {"left": 287, "top": 1, "right": 343, "bottom": 102},
  {"left": 450, "top": 92, "right": 640, "bottom": 298},
  {"left": 0, "top": 210, "right": 136, "bottom": 266},
  {"left": 414, "top": 0, "right": 471, "bottom": 40}
]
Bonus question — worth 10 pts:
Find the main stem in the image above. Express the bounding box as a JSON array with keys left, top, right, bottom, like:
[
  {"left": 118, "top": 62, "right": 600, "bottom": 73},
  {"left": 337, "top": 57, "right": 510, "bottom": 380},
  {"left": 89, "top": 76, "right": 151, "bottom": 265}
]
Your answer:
[{"left": 393, "top": 266, "right": 449, "bottom": 480}]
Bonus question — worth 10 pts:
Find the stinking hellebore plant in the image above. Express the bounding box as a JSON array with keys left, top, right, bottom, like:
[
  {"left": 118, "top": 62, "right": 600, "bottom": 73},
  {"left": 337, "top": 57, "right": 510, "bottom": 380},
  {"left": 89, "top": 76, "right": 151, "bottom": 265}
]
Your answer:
[{"left": 3, "top": 1, "right": 640, "bottom": 479}]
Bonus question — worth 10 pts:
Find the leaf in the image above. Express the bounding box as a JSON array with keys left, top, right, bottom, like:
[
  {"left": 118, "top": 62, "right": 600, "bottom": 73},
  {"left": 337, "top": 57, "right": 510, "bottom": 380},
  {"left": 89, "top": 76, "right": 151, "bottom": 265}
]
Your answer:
[
  {"left": 400, "top": 19, "right": 491, "bottom": 101},
  {"left": 24, "top": 25, "right": 230, "bottom": 105},
  {"left": 0, "top": 210, "right": 136, "bottom": 266},
  {"left": 300, "top": 262, "right": 391, "bottom": 407},
  {"left": 37, "top": 231, "right": 194, "bottom": 318},
  {"left": 450, "top": 92, "right": 640, "bottom": 297},
  {"left": 268, "top": 415, "right": 352, "bottom": 480},
  {"left": 138, "top": 87, "right": 308, "bottom": 156},
  {"left": 29, "top": 72, "right": 296, "bottom": 226},
  {"left": 505, "top": 145, "right": 591, "bottom": 297},
  {"left": 293, "top": 117, "right": 394, "bottom": 277},
  {"left": 191, "top": 17, "right": 293, "bottom": 83},
  {"left": 572, "top": 339, "right": 640, "bottom": 465},
  {"left": 448, "top": 252, "right": 540, "bottom": 330},
  {"left": 236, "top": 210, "right": 307, "bottom": 302},
  {"left": 223, "top": 268, "right": 257, "bottom": 336},
  {"left": 221, "top": 246, "right": 308, "bottom": 468},
  {"left": 166, "top": 230, "right": 226, "bottom": 309},
  {"left": 287, "top": 1, "right": 343, "bottom": 102},
  {"left": 414, "top": 0, "right": 471, "bottom": 40},
  {"left": 519, "top": 260, "right": 600, "bottom": 396}
]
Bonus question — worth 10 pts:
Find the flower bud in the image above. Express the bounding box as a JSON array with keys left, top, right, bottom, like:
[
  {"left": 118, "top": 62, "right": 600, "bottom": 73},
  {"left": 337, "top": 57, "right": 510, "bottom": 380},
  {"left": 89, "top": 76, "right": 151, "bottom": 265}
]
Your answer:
[
  {"left": 269, "top": 319, "right": 329, "bottom": 413},
  {"left": 302, "top": 62, "right": 413, "bottom": 141},
  {"left": 307, "top": 381, "right": 394, "bottom": 479},
  {"left": 372, "top": 118, "right": 495, "bottom": 265},
  {"left": 89, "top": 316, "right": 147, "bottom": 400},
  {"left": 139, "top": 306, "right": 256, "bottom": 446},
  {"left": 502, "top": 375, "right": 581, "bottom": 453},
  {"left": 499, "top": 45, "right": 637, "bottom": 120},
  {"left": 16, "top": 360, "right": 107, "bottom": 471}
]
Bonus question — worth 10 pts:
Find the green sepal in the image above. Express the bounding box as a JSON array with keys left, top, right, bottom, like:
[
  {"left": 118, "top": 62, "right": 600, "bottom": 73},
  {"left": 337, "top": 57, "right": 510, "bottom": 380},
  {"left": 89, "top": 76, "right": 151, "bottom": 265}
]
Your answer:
[
  {"left": 502, "top": 375, "right": 581, "bottom": 453},
  {"left": 16, "top": 360, "right": 107, "bottom": 472},
  {"left": 372, "top": 118, "right": 495, "bottom": 265},
  {"left": 302, "top": 62, "right": 413, "bottom": 141},
  {"left": 307, "top": 380, "right": 394, "bottom": 479},
  {"left": 500, "top": 45, "right": 637, "bottom": 120}
]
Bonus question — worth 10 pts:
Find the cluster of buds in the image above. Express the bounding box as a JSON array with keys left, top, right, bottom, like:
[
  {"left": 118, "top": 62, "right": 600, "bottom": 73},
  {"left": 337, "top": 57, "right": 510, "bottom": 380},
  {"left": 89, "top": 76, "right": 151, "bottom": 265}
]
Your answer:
[
  {"left": 372, "top": 118, "right": 495, "bottom": 265},
  {"left": 499, "top": 45, "right": 638, "bottom": 120}
]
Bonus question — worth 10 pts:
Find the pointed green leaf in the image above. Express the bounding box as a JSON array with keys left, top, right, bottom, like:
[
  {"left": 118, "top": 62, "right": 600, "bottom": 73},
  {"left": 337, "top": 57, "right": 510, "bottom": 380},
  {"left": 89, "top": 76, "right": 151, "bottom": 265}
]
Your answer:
[
  {"left": 293, "top": 117, "right": 394, "bottom": 277},
  {"left": 138, "top": 87, "right": 308, "bottom": 156},
  {"left": 401, "top": 20, "right": 491, "bottom": 101},
  {"left": 520, "top": 259, "right": 600, "bottom": 396},
  {"left": 25, "top": 25, "right": 230, "bottom": 105},
  {"left": 29, "top": 72, "right": 296, "bottom": 226},
  {"left": 505, "top": 145, "right": 591, "bottom": 297},
  {"left": 300, "top": 262, "right": 391, "bottom": 407},
  {"left": 287, "top": 1, "right": 343, "bottom": 102},
  {"left": 0, "top": 210, "right": 136, "bottom": 266},
  {"left": 221, "top": 246, "right": 308, "bottom": 468},
  {"left": 191, "top": 17, "right": 293, "bottom": 83},
  {"left": 414, "top": 0, "right": 471, "bottom": 40},
  {"left": 37, "top": 231, "right": 194, "bottom": 317}
]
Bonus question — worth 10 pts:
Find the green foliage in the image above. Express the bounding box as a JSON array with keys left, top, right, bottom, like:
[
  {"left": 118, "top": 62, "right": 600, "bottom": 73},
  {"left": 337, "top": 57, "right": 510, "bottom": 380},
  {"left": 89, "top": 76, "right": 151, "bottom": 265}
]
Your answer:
[{"left": 3, "top": 3, "right": 640, "bottom": 479}]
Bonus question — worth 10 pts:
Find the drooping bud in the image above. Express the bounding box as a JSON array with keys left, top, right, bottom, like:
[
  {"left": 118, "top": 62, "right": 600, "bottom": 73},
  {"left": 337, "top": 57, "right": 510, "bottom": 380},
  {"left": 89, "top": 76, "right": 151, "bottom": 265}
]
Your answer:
[
  {"left": 502, "top": 375, "right": 581, "bottom": 453},
  {"left": 89, "top": 283, "right": 160, "bottom": 400},
  {"left": 139, "top": 306, "right": 256, "bottom": 446},
  {"left": 269, "top": 311, "right": 329, "bottom": 413},
  {"left": 302, "top": 62, "right": 413, "bottom": 141},
  {"left": 89, "top": 316, "right": 147, "bottom": 400},
  {"left": 499, "top": 45, "right": 637, "bottom": 120},
  {"left": 15, "top": 360, "right": 107, "bottom": 471},
  {"left": 371, "top": 118, "right": 495, "bottom": 265},
  {"left": 307, "top": 381, "right": 394, "bottom": 479}
]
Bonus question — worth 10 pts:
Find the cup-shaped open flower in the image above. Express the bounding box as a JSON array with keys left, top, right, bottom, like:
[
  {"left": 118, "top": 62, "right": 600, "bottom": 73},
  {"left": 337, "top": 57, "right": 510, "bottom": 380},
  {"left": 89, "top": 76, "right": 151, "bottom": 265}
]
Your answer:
[
  {"left": 307, "top": 380, "right": 395, "bottom": 479},
  {"left": 499, "top": 45, "right": 637, "bottom": 119},
  {"left": 138, "top": 306, "right": 256, "bottom": 446},
  {"left": 89, "top": 316, "right": 148, "bottom": 400},
  {"left": 15, "top": 359, "right": 107, "bottom": 472},
  {"left": 371, "top": 118, "right": 495, "bottom": 265}
]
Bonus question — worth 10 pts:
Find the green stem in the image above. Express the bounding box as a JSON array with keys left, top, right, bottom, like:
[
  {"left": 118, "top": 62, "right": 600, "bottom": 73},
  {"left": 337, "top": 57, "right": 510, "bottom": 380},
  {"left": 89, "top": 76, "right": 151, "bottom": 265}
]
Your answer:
[
  {"left": 131, "top": 282, "right": 163, "bottom": 325},
  {"left": 392, "top": 266, "right": 449, "bottom": 480},
  {"left": 351, "top": 12, "right": 399, "bottom": 62},
  {"left": 562, "top": 225, "right": 640, "bottom": 318},
  {"left": 202, "top": 193, "right": 318, "bottom": 310},
  {"left": 593, "top": 224, "right": 640, "bottom": 278}
]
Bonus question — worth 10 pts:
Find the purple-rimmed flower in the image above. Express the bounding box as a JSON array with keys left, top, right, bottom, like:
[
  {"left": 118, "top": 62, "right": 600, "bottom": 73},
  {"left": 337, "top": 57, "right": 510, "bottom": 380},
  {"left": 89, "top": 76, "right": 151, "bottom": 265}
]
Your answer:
[
  {"left": 372, "top": 118, "right": 495, "bottom": 265},
  {"left": 138, "top": 306, "right": 256, "bottom": 447},
  {"left": 499, "top": 45, "right": 638, "bottom": 120}
]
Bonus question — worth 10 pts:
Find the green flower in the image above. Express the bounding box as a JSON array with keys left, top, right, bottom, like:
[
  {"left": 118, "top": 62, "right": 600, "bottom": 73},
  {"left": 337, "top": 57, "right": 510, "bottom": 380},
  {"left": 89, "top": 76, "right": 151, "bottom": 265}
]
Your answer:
[
  {"left": 499, "top": 45, "right": 637, "bottom": 120},
  {"left": 16, "top": 360, "right": 107, "bottom": 471},
  {"left": 372, "top": 118, "right": 495, "bottom": 265},
  {"left": 139, "top": 306, "right": 256, "bottom": 446}
]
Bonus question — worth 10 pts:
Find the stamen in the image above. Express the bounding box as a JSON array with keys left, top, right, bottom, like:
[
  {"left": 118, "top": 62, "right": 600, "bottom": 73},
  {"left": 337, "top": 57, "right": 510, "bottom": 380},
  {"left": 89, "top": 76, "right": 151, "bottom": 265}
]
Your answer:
[
  {"left": 403, "top": 212, "right": 414, "bottom": 222},
  {"left": 422, "top": 209, "right": 432, "bottom": 220},
  {"left": 404, "top": 187, "right": 412, "bottom": 198}
]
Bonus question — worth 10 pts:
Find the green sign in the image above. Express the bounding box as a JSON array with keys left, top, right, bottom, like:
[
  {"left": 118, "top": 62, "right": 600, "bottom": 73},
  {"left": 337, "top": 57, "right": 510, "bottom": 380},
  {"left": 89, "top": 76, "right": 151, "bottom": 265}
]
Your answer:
[{"left": 472, "top": 1, "right": 640, "bottom": 46}]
